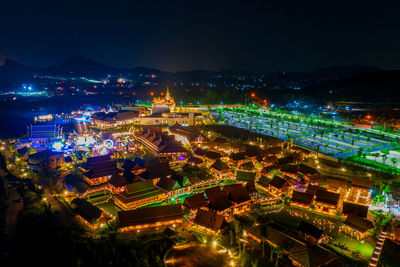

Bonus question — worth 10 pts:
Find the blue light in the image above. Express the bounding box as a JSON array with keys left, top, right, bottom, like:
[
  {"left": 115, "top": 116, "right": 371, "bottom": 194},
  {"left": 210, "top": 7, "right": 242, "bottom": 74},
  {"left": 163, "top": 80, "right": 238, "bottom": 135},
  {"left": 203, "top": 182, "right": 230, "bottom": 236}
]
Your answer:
[{"left": 52, "top": 142, "right": 63, "bottom": 151}]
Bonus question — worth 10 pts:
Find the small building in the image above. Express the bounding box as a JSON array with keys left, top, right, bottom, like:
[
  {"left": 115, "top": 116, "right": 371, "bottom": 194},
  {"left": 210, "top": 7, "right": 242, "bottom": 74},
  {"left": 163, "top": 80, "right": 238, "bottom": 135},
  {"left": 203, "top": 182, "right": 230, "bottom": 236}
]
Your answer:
[
  {"left": 344, "top": 178, "right": 373, "bottom": 206},
  {"left": 108, "top": 174, "right": 130, "bottom": 193},
  {"left": 280, "top": 164, "right": 299, "bottom": 175},
  {"left": 261, "top": 165, "right": 278, "bottom": 176},
  {"left": 210, "top": 159, "right": 231, "bottom": 179},
  {"left": 351, "top": 177, "right": 374, "bottom": 190},
  {"left": 183, "top": 193, "right": 208, "bottom": 210},
  {"left": 236, "top": 170, "right": 256, "bottom": 182},
  {"left": 342, "top": 202, "right": 369, "bottom": 218},
  {"left": 136, "top": 126, "right": 189, "bottom": 158},
  {"left": 314, "top": 189, "right": 340, "bottom": 215},
  {"left": 267, "top": 175, "right": 290, "bottom": 197},
  {"left": 187, "top": 156, "right": 204, "bottom": 167},
  {"left": 262, "top": 155, "right": 279, "bottom": 165},
  {"left": 298, "top": 220, "right": 329, "bottom": 245},
  {"left": 245, "top": 181, "right": 257, "bottom": 196},
  {"left": 205, "top": 186, "right": 222, "bottom": 201},
  {"left": 65, "top": 174, "right": 90, "bottom": 196},
  {"left": 114, "top": 180, "right": 164, "bottom": 210},
  {"left": 27, "top": 150, "right": 65, "bottom": 171},
  {"left": 298, "top": 164, "right": 319, "bottom": 176},
  {"left": 290, "top": 191, "right": 314, "bottom": 208},
  {"left": 208, "top": 194, "right": 233, "bottom": 218},
  {"left": 169, "top": 123, "right": 205, "bottom": 144},
  {"left": 205, "top": 151, "right": 222, "bottom": 161},
  {"left": 325, "top": 178, "right": 348, "bottom": 194},
  {"left": 118, "top": 204, "right": 183, "bottom": 232},
  {"left": 137, "top": 162, "right": 173, "bottom": 180},
  {"left": 229, "top": 152, "right": 247, "bottom": 165},
  {"left": 71, "top": 198, "right": 105, "bottom": 230},
  {"left": 239, "top": 161, "right": 255, "bottom": 171},
  {"left": 341, "top": 213, "right": 374, "bottom": 240},
  {"left": 223, "top": 184, "right": 252, "bottom": 215},
  {"left": 306, "top": 185, "right": 326, "bottom": 196},
  {"left": 264, "top": 146, "right": 282, "bottom": 155},
  {"left": 193, "top": 208, "right": 227, "bottom": 233},
  {"left": 122, "top": 157, "right": 149, "bottom": 172},
  {"left": 82, "top": 155, "right": 121, "bottom": 186},
  {"left": 257, "top": 176, "right": 270, "bottom": 190}
]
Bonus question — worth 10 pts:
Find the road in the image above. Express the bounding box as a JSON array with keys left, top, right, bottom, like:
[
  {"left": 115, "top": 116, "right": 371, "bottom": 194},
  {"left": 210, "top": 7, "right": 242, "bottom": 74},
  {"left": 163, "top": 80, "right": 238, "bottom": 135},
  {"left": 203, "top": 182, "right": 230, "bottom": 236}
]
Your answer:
[{"left": 36, "top": 179, "right": 78, "bottom": 227}]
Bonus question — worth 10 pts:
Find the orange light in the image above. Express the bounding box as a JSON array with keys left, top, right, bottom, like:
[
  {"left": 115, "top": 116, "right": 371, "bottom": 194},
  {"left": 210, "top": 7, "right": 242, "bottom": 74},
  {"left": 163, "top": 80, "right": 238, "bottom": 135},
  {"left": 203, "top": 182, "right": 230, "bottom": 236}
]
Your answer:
[
  {"left": 366, "top": 115, "right": 371, "bottom": 119},
  {"left": 150, "top": 92, "right": 154, "bottom": 96},
  {"left": 251, "top": 93, "right": 255, "bottom": 97}
]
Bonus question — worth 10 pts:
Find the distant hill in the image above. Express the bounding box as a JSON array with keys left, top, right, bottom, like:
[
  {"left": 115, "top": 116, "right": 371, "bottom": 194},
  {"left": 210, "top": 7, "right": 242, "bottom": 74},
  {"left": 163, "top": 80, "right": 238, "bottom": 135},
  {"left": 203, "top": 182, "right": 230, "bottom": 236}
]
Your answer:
[
  {"left": 0, "top": 59, "right": 38, "bottom": 87},
  {"left": 310, "top": 65, "right": 381, "bottom": 79},
  {"left": 43, "top": 55, "right": 118, "bottom": 76},
  {"left": 301, "top": 70, "right": 400, "bottom": 103},
  {"left": 0, "top": 55, "right": 397, "bottom": 105}
]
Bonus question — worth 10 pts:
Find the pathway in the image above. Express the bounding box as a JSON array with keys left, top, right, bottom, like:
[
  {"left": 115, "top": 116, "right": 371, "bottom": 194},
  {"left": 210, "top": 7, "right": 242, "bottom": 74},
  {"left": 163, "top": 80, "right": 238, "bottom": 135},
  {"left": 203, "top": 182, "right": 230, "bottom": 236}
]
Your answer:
[{"left": 369, "top": 230, "right": 387, "bottom": 267}]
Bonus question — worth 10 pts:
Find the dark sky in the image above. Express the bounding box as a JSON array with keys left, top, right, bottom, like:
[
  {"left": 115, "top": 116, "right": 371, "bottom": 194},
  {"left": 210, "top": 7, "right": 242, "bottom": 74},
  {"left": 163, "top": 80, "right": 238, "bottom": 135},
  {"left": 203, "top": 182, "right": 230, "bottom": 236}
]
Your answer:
[{"left": 1, "top": 0, "right": 400, "bottom": 73}]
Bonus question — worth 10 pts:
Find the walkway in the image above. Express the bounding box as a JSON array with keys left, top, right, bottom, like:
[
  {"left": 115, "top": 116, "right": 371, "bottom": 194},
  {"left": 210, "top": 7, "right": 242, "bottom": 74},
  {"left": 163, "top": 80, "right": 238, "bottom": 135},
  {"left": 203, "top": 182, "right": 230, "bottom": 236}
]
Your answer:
[{"left": 369, "top": 230, "right": 387, "bottom": 267}]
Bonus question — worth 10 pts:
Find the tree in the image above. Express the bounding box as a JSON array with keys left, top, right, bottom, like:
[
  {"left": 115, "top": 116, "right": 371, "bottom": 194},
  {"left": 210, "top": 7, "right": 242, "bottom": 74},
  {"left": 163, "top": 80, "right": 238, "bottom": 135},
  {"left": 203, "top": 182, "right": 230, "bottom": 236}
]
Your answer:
[
  {"left": 382, "top": 154, "right": 388, "bottom": 165},
  {"left": 390, "top": 158, "right": 398, "bottom": 168}
]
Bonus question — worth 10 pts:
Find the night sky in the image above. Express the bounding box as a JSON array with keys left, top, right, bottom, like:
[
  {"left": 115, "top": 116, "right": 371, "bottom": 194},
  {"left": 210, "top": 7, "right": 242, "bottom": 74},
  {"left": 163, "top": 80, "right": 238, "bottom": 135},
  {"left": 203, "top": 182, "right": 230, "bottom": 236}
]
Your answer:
[{"left": 1, "top": 0, "right": 400, "bottom": 73}]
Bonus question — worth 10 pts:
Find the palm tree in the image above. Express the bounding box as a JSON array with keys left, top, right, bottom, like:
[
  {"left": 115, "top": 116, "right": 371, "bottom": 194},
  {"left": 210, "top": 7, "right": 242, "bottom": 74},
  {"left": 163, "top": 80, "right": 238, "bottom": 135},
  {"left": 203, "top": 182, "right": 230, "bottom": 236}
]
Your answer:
[
  {"left": 382, "top": 154, "right": 388, "bottom": 165},
  {"left": 390, "top": 158, "right": 398, "bottom": 168}
]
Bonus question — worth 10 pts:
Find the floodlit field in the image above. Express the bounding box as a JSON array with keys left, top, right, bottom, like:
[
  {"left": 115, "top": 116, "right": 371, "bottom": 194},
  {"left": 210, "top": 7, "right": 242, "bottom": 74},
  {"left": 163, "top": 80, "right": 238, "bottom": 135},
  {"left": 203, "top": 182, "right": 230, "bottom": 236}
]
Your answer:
[{"left": 214, "top": 107, "right": 400, "bottom": 161}]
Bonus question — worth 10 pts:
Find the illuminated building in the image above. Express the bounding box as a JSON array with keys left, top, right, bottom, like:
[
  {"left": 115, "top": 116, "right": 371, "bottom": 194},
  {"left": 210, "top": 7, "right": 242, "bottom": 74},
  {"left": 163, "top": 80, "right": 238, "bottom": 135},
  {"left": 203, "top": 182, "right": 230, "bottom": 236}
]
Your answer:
[
  {"left": 290, "top": 190, "right": 314, "bottom": 209},
  {"left": 26, "top": 124, "right": 63, "bottom": 149},
  {"left": 183, "top": 193, "right": 208, "bottom": 211},
  {"left": 115, "top": 175, "right": 191, "bottom": 210},
  {"left": 262, "top": 175, "right": 290, "bottom": 197},
  {"left": 340, "top": 213, "right": 374, "bottom": 240},
  {"left": 193, "top": 208, "right": 227, "bottom": 233},
  {"left": 81, "top": 155, "right": 122, "bottom": 186},
  {"left": 71, "top": 198, "right": 106, "bottom": 230},
  {"left": 114, "top": 180, "right": 165, "bottom": 210},
  {"left": 202, "top": 184, "right": 253, "bottom": 221},
  {"left": 34, "top": 114, "right": 53, "bottom": 122},
  {"left": 118, "top": 204, "right": 183, "bottom": 232},
  {"left": 223, "top": 183, "right": 252, "bottom": 215},
  {"left": 210, "top": 159, "right": 230, "bottom": 179},
  {"left": 135, "top": 127, "right": 188, "bottom": 158},
  {"left": 151, "top": 87, "right": 175, "bottom": 113},
  {"left": 187, "top": 156, "right": 204, "bottom": 167},
  {"left": 169, "top": 123, "right": 205, "bottom": 145},
  {"left": 298, "top": 220, "right": 330, "bottom": 245},
  {"left": 314, "top": 189, "right": 340, "bottom": 216},
  {"left": 343, "top": 178, "right": 373, "bottom": 206},
  {"left": 91, "top": 110, "right": 140, "bottom": 129}
]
